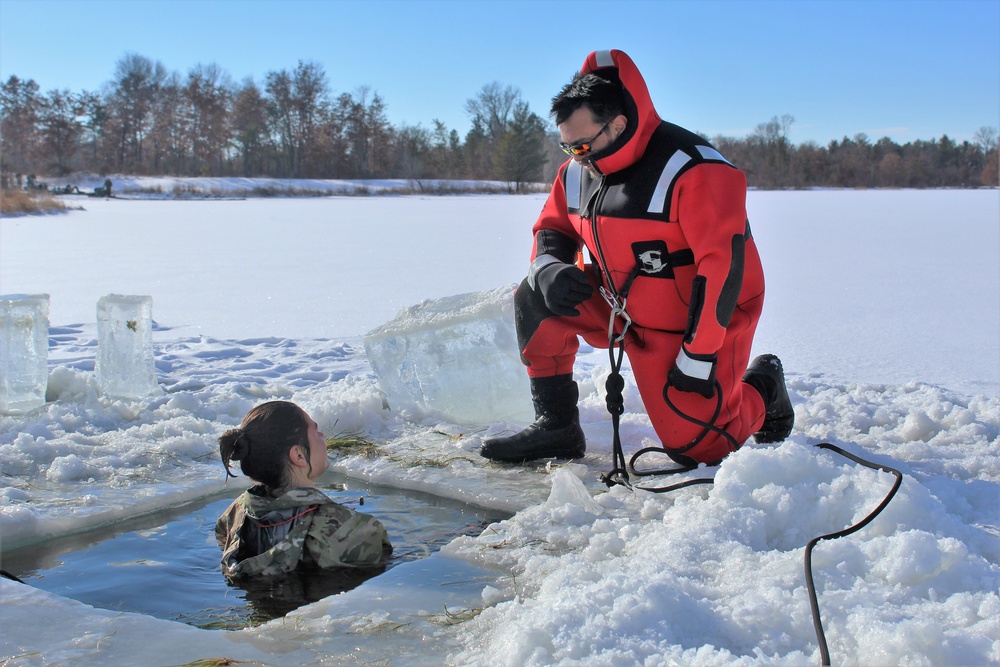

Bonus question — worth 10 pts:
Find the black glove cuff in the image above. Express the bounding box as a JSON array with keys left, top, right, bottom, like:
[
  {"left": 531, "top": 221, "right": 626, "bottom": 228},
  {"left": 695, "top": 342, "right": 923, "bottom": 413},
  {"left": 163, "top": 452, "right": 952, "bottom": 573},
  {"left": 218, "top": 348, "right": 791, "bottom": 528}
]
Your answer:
[{"left": 528, "top": 254, "right": 562, "bottom": 290}]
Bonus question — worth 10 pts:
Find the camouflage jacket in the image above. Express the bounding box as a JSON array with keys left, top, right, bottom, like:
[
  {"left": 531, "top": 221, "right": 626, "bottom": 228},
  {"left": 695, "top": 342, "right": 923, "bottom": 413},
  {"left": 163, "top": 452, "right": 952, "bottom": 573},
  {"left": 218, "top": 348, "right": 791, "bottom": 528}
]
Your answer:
[{"left": 215, "top": 486, "right": 391, "bottom": 578}]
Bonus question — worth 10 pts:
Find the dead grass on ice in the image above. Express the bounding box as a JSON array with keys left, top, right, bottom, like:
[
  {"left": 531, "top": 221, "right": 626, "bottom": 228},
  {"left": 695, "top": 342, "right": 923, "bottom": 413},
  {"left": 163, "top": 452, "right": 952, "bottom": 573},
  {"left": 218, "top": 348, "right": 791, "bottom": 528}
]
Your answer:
[{"left": 0, "top": 189, "right": 73, "bottom": 216}]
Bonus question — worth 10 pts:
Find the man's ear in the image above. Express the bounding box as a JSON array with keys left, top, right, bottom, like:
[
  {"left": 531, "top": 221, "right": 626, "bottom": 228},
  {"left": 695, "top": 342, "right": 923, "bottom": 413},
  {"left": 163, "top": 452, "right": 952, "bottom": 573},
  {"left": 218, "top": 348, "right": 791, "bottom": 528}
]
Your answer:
[{"left": 613, "top": 114, "right": 628, "bottom": 136}]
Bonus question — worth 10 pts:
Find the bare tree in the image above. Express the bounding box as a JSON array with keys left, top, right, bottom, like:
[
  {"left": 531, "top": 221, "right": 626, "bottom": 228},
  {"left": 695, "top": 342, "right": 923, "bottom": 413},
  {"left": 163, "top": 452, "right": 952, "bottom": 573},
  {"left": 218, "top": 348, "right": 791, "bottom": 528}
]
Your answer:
[
  {"left": 748, "top": 114, "right": 795, "bottom": 188},
  {"left": 341, "top": 86, "right": 392, "bottom": 178},
  {"left": 265, "top": 69, "right": 295, "bottom": 176},
  {"left": 77, "top": 90, "right": 110, "bottom": 171},
  {"left": 230, "top": 78, "right": 269, "bottom": 176},
  {"left": 290, "top": 61, "right": 329, "bottom": 177},
  {"left": 148, "top": 72, "right": 184, "bottom": 174},
  {"left": 38, "top": 89, "right": 84, "bottom": 174},
  {"left": 265, "top": 60, "right": 329, "bottom": 177},
  {"left": 464, "top": 82, "right": 526, "bottom": 178},
  {"left": 184, "top": 63, "right": 232, "bottom": 175},
  {"left": 0, "top": 75, "right": 42, "bottom": 175},
  {"left": 973, "top": 126, "right": 998, "bottom": 154},
  {"left": 109, "top": 53, "right": 168, "bottom": 171},
  {"left": 393, "top": 123, "right": 431, "bottom": 179},
  {"left": 465, "top": 82, "right": 519, "bottom": 140},
  {"left": 970, "top": 127, "right": 998, "bottom": 186},
  {"left": 492, "top": 101, "right": 547, "bottom": 191}
]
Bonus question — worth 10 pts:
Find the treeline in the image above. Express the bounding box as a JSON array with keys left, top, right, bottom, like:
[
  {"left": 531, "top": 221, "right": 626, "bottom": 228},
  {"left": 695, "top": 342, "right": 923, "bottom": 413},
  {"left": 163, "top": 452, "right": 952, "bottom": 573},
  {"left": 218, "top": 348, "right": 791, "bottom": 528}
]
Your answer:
[
  {"left": 0, "top": 54, "right": 554, "bottom": 192},
  {"left": 1, "top": 55, "right": 997, "bottom": 190},
  {"left": 714, "top": 115, "right": 998, "bottom": 189}
]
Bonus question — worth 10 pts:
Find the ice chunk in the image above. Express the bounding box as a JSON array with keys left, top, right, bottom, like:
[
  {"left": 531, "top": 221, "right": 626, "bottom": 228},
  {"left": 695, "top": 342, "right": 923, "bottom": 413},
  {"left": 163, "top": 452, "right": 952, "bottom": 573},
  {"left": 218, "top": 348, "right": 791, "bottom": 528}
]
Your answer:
[
  {"left": 364, "top": 285, "right": 532, "bottom": 425},
  {"left": 96, "top": 294, "right": 159, "bottom": 400},
  {"left": 0, "top": 294, "right": 50, "bottom": 414}
]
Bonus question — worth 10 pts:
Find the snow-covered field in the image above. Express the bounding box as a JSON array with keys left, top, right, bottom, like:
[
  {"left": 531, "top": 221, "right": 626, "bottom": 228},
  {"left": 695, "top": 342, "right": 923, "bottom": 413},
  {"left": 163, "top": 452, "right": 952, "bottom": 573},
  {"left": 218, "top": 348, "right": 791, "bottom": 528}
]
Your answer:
[{"left": 0, "top": 184, "right": 998, "bottom": 666}]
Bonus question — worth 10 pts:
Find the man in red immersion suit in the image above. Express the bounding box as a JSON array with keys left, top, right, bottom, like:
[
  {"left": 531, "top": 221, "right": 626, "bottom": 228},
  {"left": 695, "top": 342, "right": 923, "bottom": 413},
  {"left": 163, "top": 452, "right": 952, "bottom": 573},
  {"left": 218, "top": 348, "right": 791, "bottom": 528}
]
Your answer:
[{"left": 480, "top": 50, "right": 794, "bottom": 466}]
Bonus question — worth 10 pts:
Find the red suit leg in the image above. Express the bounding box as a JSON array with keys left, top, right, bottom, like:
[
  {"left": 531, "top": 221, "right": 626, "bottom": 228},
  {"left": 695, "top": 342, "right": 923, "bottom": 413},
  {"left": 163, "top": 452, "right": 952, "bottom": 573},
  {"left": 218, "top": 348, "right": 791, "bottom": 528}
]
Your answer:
[
  {"left": 515, "top": 274, "right": 767, "bottom": 465},
  {"left": 627, "top": 294, "right": 766, "bottom": 464},
  {"left": 515, "top": 275, "right": 613, "bottom": 378}
]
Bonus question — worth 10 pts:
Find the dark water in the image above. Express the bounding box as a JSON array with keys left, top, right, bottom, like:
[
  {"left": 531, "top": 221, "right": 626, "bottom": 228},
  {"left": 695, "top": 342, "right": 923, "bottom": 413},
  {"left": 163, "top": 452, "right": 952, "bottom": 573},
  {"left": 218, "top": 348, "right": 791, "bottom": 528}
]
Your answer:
[{"left": 0, "top": 472, "right": 509, "bottom": 630}]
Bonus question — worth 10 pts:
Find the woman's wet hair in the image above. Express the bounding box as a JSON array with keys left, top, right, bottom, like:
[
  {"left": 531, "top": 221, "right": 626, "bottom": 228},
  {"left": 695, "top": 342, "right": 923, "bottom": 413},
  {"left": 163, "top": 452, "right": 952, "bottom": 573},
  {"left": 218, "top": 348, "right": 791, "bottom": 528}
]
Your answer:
[
  {"left": 551, "top": 71, "right": 626, "bottom": 126},
  {"left": 219, "top": 400, "right": 311, "bottom": 492}
]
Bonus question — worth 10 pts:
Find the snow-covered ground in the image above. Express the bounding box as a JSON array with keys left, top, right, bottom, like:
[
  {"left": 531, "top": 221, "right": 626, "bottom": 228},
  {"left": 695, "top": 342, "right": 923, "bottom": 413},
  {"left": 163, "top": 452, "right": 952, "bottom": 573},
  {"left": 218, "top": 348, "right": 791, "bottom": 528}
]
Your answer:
[{"left": 0, "top": 185, "right": 998, "bottom": 666}]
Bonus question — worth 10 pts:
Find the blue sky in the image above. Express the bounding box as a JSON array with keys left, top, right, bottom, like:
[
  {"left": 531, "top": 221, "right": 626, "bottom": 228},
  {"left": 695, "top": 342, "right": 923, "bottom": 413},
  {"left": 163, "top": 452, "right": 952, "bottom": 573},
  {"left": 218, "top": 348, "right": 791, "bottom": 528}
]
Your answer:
[{"left": 1, "top": 0, "right": 997, "bottom": 146}]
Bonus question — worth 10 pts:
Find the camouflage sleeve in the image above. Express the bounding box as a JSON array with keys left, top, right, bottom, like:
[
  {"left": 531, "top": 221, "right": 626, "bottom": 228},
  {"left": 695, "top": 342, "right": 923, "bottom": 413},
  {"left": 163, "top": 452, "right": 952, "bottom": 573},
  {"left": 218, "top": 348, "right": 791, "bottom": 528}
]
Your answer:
[
  {"left": 305, "top": 503, "right": 392, "bottom": 569},
  {"left": 215, "top": 498, "right": 242, "bottom": 546}
]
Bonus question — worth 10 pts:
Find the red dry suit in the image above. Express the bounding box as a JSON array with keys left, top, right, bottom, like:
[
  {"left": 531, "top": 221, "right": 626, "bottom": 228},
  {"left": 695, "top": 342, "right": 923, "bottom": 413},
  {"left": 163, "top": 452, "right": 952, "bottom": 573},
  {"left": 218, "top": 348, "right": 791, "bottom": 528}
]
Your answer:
[{"left": 516, "top": 49, "right": 767, "bottom": 464}]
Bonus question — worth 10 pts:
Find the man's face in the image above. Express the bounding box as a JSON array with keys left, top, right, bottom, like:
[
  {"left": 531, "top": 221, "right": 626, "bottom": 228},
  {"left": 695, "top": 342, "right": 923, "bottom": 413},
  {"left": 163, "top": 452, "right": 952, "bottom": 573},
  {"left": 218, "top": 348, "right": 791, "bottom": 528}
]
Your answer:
[{"left": 558, "top": 106, "right": 621, "bottom": 175}]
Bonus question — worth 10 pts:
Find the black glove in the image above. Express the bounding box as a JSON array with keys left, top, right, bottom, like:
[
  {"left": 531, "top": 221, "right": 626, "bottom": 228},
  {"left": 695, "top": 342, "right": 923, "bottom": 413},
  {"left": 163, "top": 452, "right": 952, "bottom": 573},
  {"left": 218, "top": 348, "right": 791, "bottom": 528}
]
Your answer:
[
  {"left": 667, "top": 349, "right": 717, "bottom": 399},
  {"left": 534, "top": 260, "right": 593, "bottom": 317}
]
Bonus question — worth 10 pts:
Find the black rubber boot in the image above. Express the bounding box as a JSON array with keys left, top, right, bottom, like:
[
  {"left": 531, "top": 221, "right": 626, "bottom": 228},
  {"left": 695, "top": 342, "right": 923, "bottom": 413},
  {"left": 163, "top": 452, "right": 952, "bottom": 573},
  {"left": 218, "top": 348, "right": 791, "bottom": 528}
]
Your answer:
[
  {"left": 743, "top": 354, "right": 795, "bottom": 443},
  {"left": 480, "top": 374, "right": 586, "bottom": 463}
]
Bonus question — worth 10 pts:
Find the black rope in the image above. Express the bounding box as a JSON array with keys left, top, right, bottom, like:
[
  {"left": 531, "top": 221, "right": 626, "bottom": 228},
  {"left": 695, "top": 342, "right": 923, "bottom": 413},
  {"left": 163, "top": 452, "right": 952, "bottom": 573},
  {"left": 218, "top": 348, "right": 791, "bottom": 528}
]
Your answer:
[
  {"left": 600, "top": 338, "right": 631, "bottom": 488},
  {"left": 661, "top": 380, "right": 740, "bottom": 455},
  {"left": 603, "top": 437, "right": 902, "bottom": 666},
  {"left": 804, "top": 442, "right": 903, "bottom": 666},
  {"left": 601, "top": 349, "right": 738, "bottom": 492},
  {"left": 1, "top": 569, "right": 26, "bottom": 584},
  {"left": 598, "top": 332, "right": 717, "bottom": 491},
  {"left": 598, "top": 256, "right": 645, "bottom": 490}
]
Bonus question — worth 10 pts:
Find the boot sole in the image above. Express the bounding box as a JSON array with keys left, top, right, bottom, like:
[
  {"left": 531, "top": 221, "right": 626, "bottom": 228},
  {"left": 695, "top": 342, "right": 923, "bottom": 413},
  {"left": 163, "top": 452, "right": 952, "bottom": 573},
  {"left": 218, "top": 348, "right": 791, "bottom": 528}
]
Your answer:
[
  {"left": 480, "top": 445, "right": 586, "bottom": 464},
  {"left": 753, "top": 415, "right": 794, "bottom": 444}
]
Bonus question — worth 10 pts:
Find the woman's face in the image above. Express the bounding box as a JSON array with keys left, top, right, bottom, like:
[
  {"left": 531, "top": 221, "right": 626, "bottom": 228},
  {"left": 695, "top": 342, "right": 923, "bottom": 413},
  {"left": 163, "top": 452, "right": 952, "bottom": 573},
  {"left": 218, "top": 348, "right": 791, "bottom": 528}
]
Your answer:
[{"left": 302, "top": 412, "right": 329, "bottom": 481}]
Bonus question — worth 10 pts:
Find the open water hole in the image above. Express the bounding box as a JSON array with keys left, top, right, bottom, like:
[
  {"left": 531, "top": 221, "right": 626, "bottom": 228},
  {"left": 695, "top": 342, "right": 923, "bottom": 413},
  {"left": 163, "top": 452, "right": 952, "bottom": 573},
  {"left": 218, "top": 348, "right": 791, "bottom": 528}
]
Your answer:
[{"left": 0, "top": 471, "right": 510, "bottom": 630}]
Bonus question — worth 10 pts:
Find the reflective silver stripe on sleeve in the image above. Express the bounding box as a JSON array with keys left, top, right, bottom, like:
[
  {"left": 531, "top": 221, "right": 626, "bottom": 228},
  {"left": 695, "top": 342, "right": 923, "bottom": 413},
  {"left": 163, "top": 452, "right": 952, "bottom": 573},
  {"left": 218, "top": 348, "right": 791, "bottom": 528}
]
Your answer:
[
  {"left": 528, "top": 254, "right": 562, "bottom": 289},
  {"left": 595, "top": 50, "right": 615, "bottom": 67},
  {"left": 675, "top": 348, "right": 713, "bottom": 380},
  {"left": 696, "top": 145, "right": 732, "bottom": 165},
  {"left": 565, "top": 160, "right": 582, "bottom": 210},
  {"left": 647, "top": 150, "right": 691, "bottom": 214}
]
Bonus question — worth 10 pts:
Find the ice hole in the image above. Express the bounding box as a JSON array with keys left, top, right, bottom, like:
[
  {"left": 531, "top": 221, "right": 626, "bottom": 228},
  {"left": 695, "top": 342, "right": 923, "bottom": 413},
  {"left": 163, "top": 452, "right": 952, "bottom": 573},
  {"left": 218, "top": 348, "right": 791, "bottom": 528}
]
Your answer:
[{"left": 0, "top": 471, "right": 510, "bottom": 630}]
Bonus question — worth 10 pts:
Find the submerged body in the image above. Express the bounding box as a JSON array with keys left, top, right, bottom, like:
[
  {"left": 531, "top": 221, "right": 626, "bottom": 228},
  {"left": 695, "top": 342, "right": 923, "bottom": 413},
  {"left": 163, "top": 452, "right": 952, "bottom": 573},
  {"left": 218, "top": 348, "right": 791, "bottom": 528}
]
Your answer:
[{"left": 215, "top": 401, "right": 392, "bottom": 578}]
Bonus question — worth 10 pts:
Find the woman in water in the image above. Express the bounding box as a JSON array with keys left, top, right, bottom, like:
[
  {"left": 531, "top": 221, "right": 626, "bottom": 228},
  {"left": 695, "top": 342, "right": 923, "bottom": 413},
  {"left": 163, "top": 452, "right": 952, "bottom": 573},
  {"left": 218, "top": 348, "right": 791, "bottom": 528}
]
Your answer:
[{"left": 216, "top": 401, "right": 391, "bottom": 578}]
